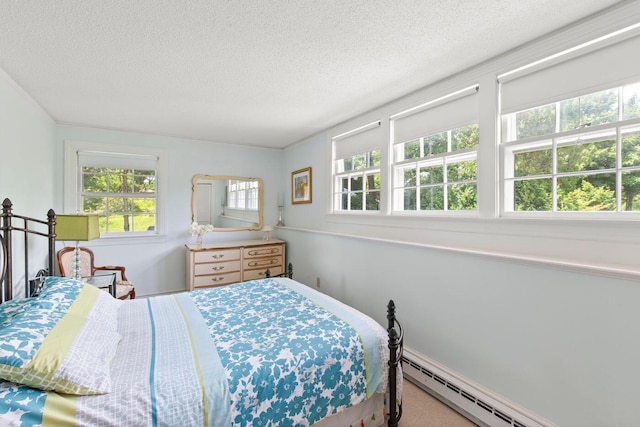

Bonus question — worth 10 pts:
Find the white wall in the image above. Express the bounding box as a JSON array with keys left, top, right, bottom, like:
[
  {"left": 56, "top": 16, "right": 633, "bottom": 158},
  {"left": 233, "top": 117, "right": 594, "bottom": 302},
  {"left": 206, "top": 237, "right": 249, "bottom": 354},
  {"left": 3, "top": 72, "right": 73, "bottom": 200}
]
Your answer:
[
  {"left": 0, "top": 70, "right": 56, "bottom": 296},
  {"left": 53, "top": 125, "right": 283, "bottom": 296}
]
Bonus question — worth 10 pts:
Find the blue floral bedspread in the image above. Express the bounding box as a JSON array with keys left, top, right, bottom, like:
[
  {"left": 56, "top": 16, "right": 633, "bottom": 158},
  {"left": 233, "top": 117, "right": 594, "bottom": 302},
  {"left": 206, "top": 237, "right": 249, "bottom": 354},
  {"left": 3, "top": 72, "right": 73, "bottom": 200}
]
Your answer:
[
  {"left": 190, "top": 277, "right": 386, "bottom": 426},
  {"left": 0, "top": 277, "right": 387, "bottom": 426}
]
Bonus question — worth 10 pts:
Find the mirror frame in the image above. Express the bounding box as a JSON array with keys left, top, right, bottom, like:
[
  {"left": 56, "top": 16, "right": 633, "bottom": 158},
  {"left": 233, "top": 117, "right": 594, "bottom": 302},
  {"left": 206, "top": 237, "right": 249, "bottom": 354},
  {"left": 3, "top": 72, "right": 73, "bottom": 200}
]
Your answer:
[{"left": 191, "top": 174, "right": 264, "bottom": 232}]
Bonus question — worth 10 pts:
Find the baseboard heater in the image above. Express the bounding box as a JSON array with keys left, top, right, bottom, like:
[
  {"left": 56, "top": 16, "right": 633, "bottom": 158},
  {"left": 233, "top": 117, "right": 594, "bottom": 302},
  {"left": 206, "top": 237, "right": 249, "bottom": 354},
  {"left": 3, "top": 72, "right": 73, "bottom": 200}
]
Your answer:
[{"left": 402, "top": 347, "right": 556, "bottom": 427}]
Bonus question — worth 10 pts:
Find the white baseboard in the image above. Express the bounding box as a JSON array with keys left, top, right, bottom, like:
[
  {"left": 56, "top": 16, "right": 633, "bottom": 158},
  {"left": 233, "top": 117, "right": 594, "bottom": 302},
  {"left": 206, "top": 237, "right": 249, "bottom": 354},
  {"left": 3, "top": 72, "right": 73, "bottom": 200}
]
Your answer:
[{"left": 402, "top": 347, "right": 556, "bottom": 427}]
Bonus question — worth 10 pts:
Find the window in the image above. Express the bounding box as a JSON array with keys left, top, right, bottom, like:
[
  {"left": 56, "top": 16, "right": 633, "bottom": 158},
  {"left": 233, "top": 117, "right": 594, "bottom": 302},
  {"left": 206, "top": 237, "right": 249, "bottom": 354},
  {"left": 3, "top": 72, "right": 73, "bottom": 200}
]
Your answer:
[
  {"left": 227, "top": 180, "right": 259, "bottom": 211},
  {"left": 391, "top": 86, "right": 479, "bottom": 212},
  {"left": 333, "top": 121, "right": 383, "bottom": 212},
  {"left": 500, "top": 32, "right": 640, "bottom": 214},
  {"left": 502, "top": 83, "right": 640, "bottom": 212},
  {"left": 64, "top": 141, "right": 166, "bottom": 238}
]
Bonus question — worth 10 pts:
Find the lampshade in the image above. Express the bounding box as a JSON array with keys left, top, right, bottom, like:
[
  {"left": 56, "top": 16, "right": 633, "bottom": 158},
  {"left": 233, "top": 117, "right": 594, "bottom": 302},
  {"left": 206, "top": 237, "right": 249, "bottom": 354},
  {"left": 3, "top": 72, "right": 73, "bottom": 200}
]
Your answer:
[{"left": 55, "top": 214, "right": 100, "bottom": 241}]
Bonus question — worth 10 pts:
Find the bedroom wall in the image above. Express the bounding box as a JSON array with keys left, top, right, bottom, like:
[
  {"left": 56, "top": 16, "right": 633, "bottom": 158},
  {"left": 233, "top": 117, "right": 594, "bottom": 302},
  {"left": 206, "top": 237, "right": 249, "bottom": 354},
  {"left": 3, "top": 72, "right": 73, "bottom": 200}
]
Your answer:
[
  {"left": 53, "top": 125, "right": 283, "bottom": 296},
  {"left": 277, "top": 5, "right": 640, "bottom": 427},
  {"left": 0, "top": 69, "right": 56, "bottom": 296}
]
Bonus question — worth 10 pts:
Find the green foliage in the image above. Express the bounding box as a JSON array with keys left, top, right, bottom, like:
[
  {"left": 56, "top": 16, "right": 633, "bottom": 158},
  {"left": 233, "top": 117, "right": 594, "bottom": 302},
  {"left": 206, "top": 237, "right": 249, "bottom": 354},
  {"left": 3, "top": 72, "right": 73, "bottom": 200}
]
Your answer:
[
  {"left": 511, "top": 83, "right": 640, "bottom": 212},
  {"left": 558, "top": 180, "right": 615, "bottom": 211},
  {"left": 82, "top": 167, "right": 156, "bottom": 233}
]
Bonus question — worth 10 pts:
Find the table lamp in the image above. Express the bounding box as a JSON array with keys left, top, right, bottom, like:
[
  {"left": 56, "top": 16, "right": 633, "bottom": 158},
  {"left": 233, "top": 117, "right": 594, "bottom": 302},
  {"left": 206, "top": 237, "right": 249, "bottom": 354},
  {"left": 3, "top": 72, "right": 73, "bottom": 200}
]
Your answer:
[{"left": 55, "top": 214, "right": 100, "bottom": 280}]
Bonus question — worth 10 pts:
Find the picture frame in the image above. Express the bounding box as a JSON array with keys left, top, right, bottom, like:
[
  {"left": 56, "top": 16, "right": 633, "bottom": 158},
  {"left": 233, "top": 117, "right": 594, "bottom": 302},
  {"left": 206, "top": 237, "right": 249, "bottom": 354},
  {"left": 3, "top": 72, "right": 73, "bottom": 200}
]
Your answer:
[{"left": 291, "top": 167, "right": 312, "bottom": 204}]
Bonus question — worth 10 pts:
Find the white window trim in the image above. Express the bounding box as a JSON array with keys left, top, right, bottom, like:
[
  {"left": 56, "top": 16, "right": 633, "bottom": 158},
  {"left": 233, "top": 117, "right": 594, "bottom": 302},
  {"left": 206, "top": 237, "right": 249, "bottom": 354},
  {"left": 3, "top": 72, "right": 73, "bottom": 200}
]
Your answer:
[{"left": 63, "top": 140, "right": 168, "bottom": 244}]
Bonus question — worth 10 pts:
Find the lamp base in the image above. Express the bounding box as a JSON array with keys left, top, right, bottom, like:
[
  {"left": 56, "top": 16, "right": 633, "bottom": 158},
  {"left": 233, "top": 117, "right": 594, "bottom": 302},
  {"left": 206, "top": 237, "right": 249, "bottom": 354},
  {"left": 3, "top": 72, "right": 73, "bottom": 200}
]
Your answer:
[
  {"left": 73, "top": 242, "right": 82, "bottom": 281},
  {"left": 276, "top": 206, "right": 285, "bottom": 227}
]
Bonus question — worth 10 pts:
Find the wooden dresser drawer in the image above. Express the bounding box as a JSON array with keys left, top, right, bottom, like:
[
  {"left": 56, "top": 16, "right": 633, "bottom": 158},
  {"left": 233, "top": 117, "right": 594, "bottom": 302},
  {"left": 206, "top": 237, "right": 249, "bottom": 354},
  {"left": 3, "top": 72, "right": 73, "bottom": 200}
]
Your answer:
[
  {"left": 243, "top": 245, "right": 283, "bottom": 259},
  {"left": 194, "top": 260, "right": 241, "bottom": 276},
  {"left": 242, "top": 256, "right": 281, "bottom": 271},
  {"left": 194, "top": 271, "right": 241, "bottom": 288},
  {"left": 194, "top": 248, "right": 240, "bottom": 264},
  {"left": 244, "top": 266, "right": 283, "bottom": 281}
]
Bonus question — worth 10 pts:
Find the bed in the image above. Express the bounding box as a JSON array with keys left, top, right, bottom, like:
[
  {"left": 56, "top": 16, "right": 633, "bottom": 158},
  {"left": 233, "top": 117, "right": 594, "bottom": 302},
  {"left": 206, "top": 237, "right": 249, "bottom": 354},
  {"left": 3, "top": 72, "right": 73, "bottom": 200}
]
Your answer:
[{"left": 0, "top": 198, "right": 403, "bottom": 426}]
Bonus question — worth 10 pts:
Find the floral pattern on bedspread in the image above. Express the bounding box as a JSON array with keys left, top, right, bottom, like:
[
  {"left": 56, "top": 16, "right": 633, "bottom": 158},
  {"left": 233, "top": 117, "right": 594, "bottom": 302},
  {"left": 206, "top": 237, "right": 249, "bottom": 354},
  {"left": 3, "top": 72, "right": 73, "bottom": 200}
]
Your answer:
[
  {"left": 0, "top": 380, "right": 46, "bottom": 425},
  {"left": 190, "top": 278, "right": 369, "bottom": 426}
]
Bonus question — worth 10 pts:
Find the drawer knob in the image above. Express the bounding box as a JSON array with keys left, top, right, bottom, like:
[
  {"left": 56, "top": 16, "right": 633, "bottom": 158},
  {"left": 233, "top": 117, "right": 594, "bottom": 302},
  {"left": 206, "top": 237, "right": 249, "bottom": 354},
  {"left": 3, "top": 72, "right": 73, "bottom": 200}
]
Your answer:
[
  {"left": 211, "top": 254, "right": 224, "bottom": 259},
  {"left": 212, "top": 266, "right": 224, "bottom": 271}
]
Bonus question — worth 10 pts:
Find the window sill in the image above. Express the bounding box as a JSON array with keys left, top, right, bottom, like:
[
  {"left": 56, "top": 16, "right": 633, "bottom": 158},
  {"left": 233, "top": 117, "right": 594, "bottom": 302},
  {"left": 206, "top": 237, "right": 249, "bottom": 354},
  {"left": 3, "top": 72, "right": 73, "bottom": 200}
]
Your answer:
[
  {"left": 78, "top": 233, "right": 169, "bottom": 246},
  {"left": 323, "top": 213, "right": 640, "bottom": 279}
]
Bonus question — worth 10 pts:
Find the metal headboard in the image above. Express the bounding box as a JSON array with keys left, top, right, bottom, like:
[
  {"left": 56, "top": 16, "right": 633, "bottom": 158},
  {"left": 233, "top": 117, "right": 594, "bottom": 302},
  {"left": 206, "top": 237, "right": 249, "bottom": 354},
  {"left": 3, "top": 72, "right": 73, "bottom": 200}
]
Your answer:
[{"left": 0, "top": 198, "right": 56, "bottom": 303}]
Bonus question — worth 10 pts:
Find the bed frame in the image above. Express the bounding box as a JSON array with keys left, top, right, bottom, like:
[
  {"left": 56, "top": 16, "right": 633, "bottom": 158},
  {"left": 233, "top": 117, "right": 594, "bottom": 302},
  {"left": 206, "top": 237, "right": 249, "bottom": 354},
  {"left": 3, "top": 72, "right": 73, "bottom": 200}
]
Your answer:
[
  {"left": 0, "top": 197, "right": 403, "bottom": 426},
  {"left": 0, "top": 198, "right": 56, "bottom": 303}
]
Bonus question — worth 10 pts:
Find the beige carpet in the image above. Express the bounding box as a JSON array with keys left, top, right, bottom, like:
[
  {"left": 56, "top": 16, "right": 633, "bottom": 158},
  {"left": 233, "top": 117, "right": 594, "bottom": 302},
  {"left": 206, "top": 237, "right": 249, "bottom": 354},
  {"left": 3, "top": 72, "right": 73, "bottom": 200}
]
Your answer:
[{"left": 397, "top": 379, "right": 477, "bottom": 427}]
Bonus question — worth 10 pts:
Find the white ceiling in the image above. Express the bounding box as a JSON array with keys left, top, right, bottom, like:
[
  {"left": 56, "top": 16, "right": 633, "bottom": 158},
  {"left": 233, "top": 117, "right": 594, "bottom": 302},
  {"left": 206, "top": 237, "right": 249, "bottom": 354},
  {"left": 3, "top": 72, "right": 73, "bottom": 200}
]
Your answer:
[{"left": 0, "top": 1, "right": 624, "bottom": 149}]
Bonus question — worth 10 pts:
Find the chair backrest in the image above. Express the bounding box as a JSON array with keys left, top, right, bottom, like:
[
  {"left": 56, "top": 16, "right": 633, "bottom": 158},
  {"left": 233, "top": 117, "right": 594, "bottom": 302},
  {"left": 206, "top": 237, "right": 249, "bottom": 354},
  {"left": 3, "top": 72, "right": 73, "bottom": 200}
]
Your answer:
[{"left": 57, "top": 247, "right": 94, "bottom": 278}]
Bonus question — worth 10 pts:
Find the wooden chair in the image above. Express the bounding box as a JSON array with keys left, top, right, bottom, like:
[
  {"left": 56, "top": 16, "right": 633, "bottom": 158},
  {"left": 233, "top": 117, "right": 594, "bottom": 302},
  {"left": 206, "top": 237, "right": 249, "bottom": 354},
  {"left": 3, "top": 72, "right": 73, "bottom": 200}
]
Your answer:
[{"left": 57, "top": 246, "right": 135, "bottom": 300}]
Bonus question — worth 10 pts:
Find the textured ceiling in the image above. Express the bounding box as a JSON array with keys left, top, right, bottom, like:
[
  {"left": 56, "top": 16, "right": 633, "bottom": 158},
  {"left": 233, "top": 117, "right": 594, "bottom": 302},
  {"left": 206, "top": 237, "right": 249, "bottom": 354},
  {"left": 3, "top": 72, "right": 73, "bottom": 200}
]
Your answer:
[{"left": 0, "top": 1, "right": 625, "bottom": 149}]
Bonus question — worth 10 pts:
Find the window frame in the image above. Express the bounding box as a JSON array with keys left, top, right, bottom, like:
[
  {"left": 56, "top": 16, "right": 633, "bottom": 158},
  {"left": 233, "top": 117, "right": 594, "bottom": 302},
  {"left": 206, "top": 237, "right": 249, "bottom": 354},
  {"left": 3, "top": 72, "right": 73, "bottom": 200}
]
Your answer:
[
  {"left": 331, "top": 120, "right": 384, "bottom": 214},
  {"left": 333, "top": 155, "right": 381, "bottom": 213},
  {"left": 500, "top": 82, "right": 640, "bottom": 217},
  {"left": 391, "top": 126, "right": 479, "bottom": 214},
  {"left": 64, "top": 140, "right": 167, "bottom": 243}
]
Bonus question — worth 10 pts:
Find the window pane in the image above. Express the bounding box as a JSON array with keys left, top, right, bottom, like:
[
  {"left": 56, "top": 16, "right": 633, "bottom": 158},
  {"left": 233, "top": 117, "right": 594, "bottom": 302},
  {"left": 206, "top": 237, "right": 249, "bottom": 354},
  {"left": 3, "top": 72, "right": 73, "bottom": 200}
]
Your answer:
[
  {"left": 447, "top": 183, "right": 477, "bottom": 210},
  {"left": 82, "top": 171, "right": 106, "bottom": 192},
  {"left": 353, "top": 154, "right": 366, "bottom": 170},
  {"left": 560, "top": 89, "right": 618, "bottom": 132},
  {"left": 557, "top": 138, "right": 616, "bottom": 173},
  {"left": 623, "top": 83, "right": 640, "bottom": 120},
  {"left": 514, "top": 148, "right": 552, "bottom": 177},
  {"left": 340, "top": 177, "right": 349, "bottom": 192},
  {"left": 514, "top": 178, "right": 552, "bottom": 211},
  {"left": 341, "top": 193, "right": 349, "bottom": 210},
  {"left": 419, "top": 186, "right": 444, "bottom": 210},
  {"left": 403, "top": 168, "right": 416, "bottom": 188},
  {"left": 105, "top": 214, "right": 125, "bottom": 233},
  {"left": 419, "top": 165, "right": 443, "bottom": 185},
  {"left": 350, "top": 176, "right": 363, "bottom": 192},
  {"left": 580, "top": 89, "right": 618, "bottom": 127},
  {"left": 515, "top": 104, "right": 555, "bottom": 140},
  {"left": 369, "top": 150, "right": 381, "bottom": 167},
  {"left": 622, "top": 170, "right": 640, "bottom": 211},
  {"left": 557, "top": 174, "right": 616, "bottom": 211},
  {"left": 451, "top": 123, "right": 479, "bottom": 151},
  {"left": 366, "top": 173, "right": 380, "bottom": 190},
  {"left": 132, "top": 214, "right": 155, "bottom": 232},
  {"left": 366, "top": 191, "right": 380, "bottom": 210},
  {"left": 424, "top": 132, "right": 447, "bottom": 156},
  {"left": 133, "top": 197, "right": 155, "bottom": 215},
  {"left": 559, "top": 97, "right": 580, "bottom": 131},
  {"left": 622, "top": 129, "right": 640, "bottom": 167},
  {"left": 343, "top": 157, "right": 353, "bottom": 172},
  {"left": 404, "top": 188, "right": 416, "bottom": 210},
  {"left": 399, "top": 140, "right": 420, "bottom": 161},
  {"left": 134, "top": 174, "right": 156, "bottom": 193},
  {"left": 83, "top": 196, "right": 106, "bottom": 214},
  {"left": 447, "top": 160, "right": 477, "bottom": 182},
  {"left": 350, "top": 192, "right": 363, "bottom": 210}
]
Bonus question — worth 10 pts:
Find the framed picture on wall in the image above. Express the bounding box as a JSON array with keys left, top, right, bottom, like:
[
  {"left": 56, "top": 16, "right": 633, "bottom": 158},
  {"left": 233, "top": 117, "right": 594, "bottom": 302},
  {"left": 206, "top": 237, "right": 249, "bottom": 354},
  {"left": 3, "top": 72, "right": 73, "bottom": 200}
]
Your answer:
[{"left": 291, "top": 167, "right": 312, "bottom": 204}]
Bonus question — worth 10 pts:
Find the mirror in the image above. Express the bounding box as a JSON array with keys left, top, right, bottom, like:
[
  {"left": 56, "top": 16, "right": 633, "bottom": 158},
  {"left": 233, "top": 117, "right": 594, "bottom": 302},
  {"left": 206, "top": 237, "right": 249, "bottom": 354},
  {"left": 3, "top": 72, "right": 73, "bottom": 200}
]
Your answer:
[{"left": 191, "top": 174, "right": 263, "bottom": 231}]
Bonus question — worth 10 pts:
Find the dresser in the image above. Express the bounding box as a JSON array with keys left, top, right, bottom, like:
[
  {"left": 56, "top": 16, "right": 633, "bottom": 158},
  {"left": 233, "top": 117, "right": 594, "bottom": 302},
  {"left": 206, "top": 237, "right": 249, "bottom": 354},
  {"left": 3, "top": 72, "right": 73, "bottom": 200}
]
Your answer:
[{"left": 185, "top": 239, "right": 285, "bottom": 290}]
